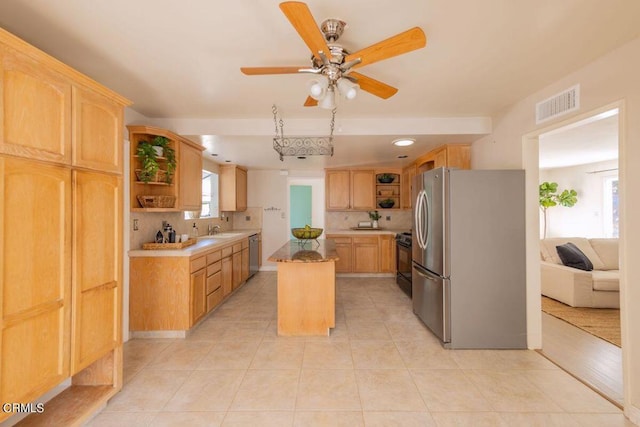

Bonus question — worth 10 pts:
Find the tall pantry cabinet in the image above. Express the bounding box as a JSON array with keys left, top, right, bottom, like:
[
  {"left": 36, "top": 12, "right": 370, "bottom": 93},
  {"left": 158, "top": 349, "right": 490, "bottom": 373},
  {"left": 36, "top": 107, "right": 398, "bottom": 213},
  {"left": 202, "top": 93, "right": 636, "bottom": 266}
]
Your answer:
[{"left": 0, "top": 27, "right": 130, "bottom": 425}]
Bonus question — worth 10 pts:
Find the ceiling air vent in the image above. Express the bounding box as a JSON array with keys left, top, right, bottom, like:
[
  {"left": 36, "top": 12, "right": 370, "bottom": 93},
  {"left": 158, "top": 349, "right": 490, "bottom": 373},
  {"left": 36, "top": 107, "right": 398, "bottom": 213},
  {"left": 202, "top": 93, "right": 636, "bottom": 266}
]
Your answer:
[{"left": 535, "top": 84, "right": 580, "bottom": 124}]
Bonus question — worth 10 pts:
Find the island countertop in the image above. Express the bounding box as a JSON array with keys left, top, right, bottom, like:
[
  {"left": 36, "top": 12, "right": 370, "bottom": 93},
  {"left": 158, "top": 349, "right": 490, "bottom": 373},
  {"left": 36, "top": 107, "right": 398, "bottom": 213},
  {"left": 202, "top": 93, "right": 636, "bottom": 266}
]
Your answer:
[{"left": 268, "top": 239, "right": 339, "bottom": 263}]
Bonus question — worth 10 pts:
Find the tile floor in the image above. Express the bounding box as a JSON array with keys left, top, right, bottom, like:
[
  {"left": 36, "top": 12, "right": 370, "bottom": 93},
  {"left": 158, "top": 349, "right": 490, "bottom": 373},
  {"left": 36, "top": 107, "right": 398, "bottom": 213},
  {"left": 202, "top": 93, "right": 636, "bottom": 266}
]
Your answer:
[{"left": 88, "top": 272, "right": 635, "bottom": 426}]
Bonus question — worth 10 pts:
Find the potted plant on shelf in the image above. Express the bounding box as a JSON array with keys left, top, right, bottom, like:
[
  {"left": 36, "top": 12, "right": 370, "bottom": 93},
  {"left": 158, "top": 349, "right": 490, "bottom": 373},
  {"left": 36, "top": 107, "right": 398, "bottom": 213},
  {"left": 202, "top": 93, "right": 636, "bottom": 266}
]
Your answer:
[
  {"left": 135, "top": 137, "right": 177, "bottom": 184},
  {"left": 378, "top": 173, "right": 395, "bottom": 183}
]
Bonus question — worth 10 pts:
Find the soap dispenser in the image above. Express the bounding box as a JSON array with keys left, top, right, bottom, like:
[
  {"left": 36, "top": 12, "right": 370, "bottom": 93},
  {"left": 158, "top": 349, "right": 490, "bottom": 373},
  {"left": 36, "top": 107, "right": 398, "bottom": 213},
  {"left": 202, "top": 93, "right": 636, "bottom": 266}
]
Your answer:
[{"left": 191, "top": 223, "right": 199, "bottom": 238}]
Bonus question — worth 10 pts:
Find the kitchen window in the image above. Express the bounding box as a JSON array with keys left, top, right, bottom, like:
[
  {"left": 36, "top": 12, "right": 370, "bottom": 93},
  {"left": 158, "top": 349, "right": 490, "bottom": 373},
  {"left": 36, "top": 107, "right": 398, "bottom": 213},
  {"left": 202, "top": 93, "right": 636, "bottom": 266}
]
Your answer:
[
  {"left": 184, "top": 170, "right": 219, "bottom": 219},
  {"left": 603, "top": 175, "right": 619, "bottom": 238}
]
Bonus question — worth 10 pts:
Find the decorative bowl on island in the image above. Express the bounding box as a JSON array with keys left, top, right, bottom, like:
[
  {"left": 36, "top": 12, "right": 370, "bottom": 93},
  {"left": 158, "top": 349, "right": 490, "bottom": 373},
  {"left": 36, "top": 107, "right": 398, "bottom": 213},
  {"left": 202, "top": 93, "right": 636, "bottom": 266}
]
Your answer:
[{"left": 291, "top": 226, "right": 323, "bottom": 240}]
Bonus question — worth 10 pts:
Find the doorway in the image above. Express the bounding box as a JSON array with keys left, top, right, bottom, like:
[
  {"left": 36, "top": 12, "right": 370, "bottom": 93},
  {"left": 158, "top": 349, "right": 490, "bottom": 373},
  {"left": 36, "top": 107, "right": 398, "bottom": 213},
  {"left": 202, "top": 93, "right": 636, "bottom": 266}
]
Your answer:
[
  {"left": 287, "top": 177, "right": 325, "bottom": 241},
  {"left": 536, "top": 108, "right": 623, "bottom": 405}
]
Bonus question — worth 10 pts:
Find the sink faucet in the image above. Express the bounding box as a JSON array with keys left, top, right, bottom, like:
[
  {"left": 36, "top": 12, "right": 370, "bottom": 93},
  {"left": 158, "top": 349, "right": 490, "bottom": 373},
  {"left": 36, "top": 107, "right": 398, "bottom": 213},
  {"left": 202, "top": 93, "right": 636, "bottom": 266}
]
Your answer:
[{"left": 208, "top": 224, "right": 221, "bottom": 235}]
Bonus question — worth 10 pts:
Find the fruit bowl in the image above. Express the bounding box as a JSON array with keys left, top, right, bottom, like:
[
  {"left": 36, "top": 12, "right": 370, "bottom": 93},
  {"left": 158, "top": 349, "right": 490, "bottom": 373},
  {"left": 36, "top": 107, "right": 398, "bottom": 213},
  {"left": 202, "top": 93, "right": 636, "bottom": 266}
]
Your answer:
[{"left": 291, "top": 227, "right": 323, "bottom": 240}]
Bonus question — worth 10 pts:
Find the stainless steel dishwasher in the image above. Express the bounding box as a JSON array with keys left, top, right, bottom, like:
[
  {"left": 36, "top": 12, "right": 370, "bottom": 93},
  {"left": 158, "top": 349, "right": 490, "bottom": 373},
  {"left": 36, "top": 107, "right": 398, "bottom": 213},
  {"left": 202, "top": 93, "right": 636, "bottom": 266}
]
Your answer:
[{"left": 248, "top": 233, "right": 259, "bottom": 278}]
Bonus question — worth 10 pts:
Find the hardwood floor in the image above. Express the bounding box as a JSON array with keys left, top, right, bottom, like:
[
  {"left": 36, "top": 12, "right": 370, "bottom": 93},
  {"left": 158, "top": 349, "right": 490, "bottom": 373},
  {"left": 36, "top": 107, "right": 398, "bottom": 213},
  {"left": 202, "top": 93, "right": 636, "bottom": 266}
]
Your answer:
[{"left": 540, "top": 312, "right": 623, "bottom": 407}]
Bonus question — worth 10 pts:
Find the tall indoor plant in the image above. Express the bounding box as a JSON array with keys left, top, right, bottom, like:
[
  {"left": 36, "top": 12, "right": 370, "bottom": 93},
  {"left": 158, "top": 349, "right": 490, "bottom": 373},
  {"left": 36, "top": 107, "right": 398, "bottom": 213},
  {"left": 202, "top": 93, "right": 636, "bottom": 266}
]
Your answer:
[{"left": 539, "top": 181, "right": 578, "bottom": 238}]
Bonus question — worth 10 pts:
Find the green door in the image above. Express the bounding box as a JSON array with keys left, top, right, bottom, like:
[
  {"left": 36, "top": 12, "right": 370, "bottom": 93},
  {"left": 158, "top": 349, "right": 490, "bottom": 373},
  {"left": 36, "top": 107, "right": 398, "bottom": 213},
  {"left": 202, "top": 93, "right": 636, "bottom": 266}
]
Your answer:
[{"left": 290, "top": 185, "right": 312, "bottom": 239}]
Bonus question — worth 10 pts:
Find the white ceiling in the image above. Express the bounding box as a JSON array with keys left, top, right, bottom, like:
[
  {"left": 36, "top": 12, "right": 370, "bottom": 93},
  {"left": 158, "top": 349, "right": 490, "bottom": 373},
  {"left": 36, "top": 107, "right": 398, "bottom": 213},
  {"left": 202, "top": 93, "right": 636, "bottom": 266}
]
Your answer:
[{"left": 0, "top": 0, "right": 638, "bottom": 169}]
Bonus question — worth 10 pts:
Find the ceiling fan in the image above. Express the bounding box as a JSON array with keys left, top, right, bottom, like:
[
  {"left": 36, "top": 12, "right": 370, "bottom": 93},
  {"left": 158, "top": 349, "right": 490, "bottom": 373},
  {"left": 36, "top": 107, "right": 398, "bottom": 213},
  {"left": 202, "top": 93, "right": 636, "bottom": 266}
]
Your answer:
[{"left": 240, "top": 1, "right": 427, "bottom": 109}]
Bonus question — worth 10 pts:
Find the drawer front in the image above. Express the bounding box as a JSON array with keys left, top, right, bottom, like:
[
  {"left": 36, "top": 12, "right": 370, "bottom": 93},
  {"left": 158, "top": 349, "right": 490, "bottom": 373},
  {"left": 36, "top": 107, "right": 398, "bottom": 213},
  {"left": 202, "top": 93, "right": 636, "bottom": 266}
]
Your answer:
[
  {"left": 327, "top": 235, "right": 352, "bottom": 244},
  {"left": 206, "top": 271, "right": 222, "bottom": 294},
  {"left": 207, "top": 260, "right": 222, "bottom": 277},
  {"left": 232, "top": 243, "right": 242, "bottom": 253},
  {"left": 206, "top": 250, "right": 221, "bottom": 264},
  {"left": 190, "top": 256, "right": 206, "bottom": 273},
  {"left": 353, "top": 236, "right": 378, "bottom": 245},
  {"left": 241, "top": 239, "right": 248, "bottom": 249},
  {"left": 221, "top": 246, "right": 233, "bottom": 258},
  {"left": 206, "top": 286, "right": 223, "bottom": 311}
]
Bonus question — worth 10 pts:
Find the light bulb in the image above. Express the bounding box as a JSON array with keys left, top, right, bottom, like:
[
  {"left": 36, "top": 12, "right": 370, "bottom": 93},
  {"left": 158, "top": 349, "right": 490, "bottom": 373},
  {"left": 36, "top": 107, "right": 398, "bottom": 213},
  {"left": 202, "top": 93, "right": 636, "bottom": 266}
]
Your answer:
[
  {"left": 308, "top": 77, "right": 328, "bottom": 100},
  {"left": 318, "top": 87, "right": 336, "bottom": 109},
  {"left": 337, "top": 78, "right": 358, "bottom": 100}
]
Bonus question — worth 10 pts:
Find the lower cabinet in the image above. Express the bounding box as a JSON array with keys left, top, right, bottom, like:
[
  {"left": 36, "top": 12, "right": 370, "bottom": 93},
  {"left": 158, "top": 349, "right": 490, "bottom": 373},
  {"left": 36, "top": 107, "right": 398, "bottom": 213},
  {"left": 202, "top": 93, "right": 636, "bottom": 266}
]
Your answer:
[
  {"left": 326, "top": 234, "right": 395, "bottom": 273},
  {"left": 129, "top": 238, "right": 251, "bottom": 333}
]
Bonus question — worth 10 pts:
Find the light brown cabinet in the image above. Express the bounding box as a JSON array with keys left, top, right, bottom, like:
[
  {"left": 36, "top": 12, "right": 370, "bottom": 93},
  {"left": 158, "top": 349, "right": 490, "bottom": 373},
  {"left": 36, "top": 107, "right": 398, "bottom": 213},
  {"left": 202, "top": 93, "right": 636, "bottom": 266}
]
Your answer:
[
  {"left": 415, "top": 144, "right": 470, "bottom": 174},
  {"left": 128, "top": 125, "right": 204, "bottom": 212},
  {"left": 401, "top": 164, "right": 417, "bottom": 209},
  {"left": 326, "top": 234, "right": 395, "bottom": 274},
  {"left": 219, "top": 164, "right": 248, "bottom": 212},
  {"left": 379, "top": 234, "right": 396, "bottom": 273},
  {"left": 325, "top": 169, "right": 375, "bottom": 211},
  {"left": 190, "top": 266, "right": 207, "bottom": 325},
  {"left": 0, "top": 27, "right": 130, "bottom": 425},
  {"left": 221, "top": 252, "right": 233, "bottom": 297},
  {"left": 353, "top": 236, "right": 380, "bottom": 273}
]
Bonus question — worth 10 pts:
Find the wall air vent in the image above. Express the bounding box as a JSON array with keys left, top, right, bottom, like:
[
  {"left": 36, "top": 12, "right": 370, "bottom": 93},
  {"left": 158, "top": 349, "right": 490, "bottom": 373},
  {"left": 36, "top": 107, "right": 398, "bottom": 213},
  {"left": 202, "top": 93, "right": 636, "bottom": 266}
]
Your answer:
[{"left": 535, "top": 84, "right": 580, "bottom": 124}]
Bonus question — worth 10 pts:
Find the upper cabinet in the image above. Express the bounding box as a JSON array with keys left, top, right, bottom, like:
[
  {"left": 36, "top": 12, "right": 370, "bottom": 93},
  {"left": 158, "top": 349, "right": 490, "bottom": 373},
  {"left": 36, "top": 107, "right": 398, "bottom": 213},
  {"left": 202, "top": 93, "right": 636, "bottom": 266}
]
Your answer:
[
  {"left": 415, "top": 144, "right": 470, "bottom": 174},
  {"left": 0, "top": 48, "right": 72, "bottom": 164},
  {"left": 219, "top": 164, "right": 247, "bottom": 212},
  {"left": 326, "top": 169, "right": 375, "bottom": 211},
  {"left": 127, "top": 125, "right": 204, "bottom": 212},
  {"left": 401, "top": 164, "right": 417, "bottom": 209}
]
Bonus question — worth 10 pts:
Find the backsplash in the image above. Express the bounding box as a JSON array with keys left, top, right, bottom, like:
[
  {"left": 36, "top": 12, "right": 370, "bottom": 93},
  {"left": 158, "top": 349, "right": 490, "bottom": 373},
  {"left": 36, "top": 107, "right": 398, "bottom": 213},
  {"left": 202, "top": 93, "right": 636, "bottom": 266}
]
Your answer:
[
  {"left": 130, "top": 212, "right": 234, "bottom": 250},
  {"left": 232, "top": 207, "right": 263, "bottom": 229},
  {"left": 325, "top": 210, "right": 412, "bottom": 231}
]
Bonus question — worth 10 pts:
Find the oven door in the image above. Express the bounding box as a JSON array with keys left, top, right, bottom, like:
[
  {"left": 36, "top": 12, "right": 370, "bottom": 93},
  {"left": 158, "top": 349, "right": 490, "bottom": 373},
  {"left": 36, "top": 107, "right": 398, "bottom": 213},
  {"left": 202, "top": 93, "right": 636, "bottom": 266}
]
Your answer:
[{"left": 396, "top": 242, "right": 412, "bottom": 297}]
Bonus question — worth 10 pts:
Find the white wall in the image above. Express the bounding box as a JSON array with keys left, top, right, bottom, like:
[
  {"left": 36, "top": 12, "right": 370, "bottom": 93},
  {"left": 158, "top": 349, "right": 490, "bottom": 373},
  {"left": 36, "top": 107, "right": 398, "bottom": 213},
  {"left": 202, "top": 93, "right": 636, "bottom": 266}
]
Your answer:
[
  {"left": 471, "top": 36, "right": 640, "bottom": 422},
  {"left": 540, "top": 159, "right": 618, "bottom": 238}
]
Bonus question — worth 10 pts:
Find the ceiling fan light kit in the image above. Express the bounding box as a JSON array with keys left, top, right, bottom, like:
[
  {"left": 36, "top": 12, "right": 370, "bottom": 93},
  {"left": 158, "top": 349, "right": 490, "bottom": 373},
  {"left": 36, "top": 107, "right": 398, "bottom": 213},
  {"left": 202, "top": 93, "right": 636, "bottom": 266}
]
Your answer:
[{"left": 240, "top": 1, "right": 426, "bottom": 108}]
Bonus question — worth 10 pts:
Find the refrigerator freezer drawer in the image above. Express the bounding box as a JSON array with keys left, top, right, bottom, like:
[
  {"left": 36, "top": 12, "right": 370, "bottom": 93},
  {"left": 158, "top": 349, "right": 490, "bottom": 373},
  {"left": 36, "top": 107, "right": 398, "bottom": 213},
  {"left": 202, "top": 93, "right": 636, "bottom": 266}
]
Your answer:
[{"left": 412, "top": 263, "right": 450, "bottom": 343}]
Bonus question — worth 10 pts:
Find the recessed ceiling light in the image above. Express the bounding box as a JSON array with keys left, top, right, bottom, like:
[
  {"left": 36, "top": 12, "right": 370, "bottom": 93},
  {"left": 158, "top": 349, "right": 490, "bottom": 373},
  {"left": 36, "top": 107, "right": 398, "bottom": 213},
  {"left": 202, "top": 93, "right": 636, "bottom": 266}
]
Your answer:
[
  {"left": 392, "top": 138, "right": 415, "bottom": 147},
  {"left": 397, "top": 155, "right": 408, "bottom": 159}
]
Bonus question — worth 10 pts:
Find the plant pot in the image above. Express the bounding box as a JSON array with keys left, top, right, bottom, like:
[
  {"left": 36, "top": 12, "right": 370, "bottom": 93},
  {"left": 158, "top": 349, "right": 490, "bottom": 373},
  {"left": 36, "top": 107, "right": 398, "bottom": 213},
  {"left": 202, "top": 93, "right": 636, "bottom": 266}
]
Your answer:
[{"left": 153, "top": 146, "right": 164, "bottom": 157}]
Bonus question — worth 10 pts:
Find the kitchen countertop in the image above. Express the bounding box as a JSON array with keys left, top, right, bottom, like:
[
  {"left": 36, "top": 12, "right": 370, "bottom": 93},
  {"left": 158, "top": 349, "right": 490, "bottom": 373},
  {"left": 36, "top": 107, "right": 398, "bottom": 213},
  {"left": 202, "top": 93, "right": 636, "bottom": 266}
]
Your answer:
[
  {"left": 128, "top": 229, "right": 261, "bottom": 258},
  {"left": 268, "top": 239, "right": 339, "bottom": 263}
]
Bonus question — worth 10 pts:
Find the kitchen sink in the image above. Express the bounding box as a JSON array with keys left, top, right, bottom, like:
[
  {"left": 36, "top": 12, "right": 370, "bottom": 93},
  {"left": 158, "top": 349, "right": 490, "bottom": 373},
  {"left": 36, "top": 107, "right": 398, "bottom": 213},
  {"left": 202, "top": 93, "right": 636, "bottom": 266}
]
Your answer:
[{"left": 210, "top": 232, "right": 245, "bottom": 238}]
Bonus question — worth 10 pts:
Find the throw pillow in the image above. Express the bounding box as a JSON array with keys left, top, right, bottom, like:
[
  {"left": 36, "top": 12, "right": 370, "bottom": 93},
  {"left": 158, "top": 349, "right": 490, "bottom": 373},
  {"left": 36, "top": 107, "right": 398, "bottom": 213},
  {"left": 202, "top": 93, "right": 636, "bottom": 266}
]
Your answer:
[{"left": 556, "top": 242, "right": 594, "bottom": 271}]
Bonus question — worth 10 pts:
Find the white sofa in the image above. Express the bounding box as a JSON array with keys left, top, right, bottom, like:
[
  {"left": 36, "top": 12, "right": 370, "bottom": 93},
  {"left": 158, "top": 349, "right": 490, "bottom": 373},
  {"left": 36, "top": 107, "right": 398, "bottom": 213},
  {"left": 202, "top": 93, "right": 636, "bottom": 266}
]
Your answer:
[{"left": 540, "top": 237, "right": 619, "bottom": 308}]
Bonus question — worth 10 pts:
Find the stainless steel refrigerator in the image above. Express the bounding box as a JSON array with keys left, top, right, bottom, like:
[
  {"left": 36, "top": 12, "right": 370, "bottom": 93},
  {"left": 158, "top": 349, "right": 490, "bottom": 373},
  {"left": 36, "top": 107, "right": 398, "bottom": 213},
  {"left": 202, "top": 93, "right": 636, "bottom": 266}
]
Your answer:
[{"left": 412, "top": 167, "right": 527, "bottom": 349}]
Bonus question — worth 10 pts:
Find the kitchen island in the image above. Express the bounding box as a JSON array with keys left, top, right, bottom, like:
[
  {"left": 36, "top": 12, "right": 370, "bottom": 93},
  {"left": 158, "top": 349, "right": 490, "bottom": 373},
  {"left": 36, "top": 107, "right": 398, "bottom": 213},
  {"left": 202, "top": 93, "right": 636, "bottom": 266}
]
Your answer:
[{"left": 268, "top": 240, "right": 339, "bottom": 336}]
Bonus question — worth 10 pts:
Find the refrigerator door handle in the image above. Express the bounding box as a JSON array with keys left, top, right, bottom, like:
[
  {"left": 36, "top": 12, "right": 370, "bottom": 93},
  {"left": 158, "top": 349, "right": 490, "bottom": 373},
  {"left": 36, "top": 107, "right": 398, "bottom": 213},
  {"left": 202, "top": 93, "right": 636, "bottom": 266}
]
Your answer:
[
  {"left": 415, "top": 190, "right": 428, "bottom": 250},
  {"left": 413, "top": 263, "right": 441, "bottom": 281}
]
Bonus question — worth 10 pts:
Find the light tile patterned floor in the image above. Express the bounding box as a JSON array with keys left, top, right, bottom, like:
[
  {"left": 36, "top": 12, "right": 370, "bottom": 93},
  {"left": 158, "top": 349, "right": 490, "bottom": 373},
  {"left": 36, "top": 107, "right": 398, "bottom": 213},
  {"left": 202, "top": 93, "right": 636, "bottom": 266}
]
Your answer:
[{"left": 88, "top": 272, "right": 634, "bottom": 426}]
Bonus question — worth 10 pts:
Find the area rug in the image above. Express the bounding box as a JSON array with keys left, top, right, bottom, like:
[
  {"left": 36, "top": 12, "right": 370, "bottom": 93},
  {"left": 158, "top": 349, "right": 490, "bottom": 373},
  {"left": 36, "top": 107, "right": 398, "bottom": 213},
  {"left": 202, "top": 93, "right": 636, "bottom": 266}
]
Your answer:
[{"left": 541, "top": 296, "right": 621, "bottom": 347}]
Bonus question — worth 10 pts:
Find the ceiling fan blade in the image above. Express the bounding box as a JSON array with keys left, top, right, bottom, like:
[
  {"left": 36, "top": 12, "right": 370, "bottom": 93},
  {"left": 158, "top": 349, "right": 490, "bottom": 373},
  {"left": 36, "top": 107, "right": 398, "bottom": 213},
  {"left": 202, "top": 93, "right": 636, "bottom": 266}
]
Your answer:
[
  {"left": 280, "top": 1, "right": 331, "bottom": 61},
  {"left": 304, "top": 96, "right": 318, "bottom": 107},
  {"left": 345, "top": 27, "right": 426, "bottom": 69},
  {"left": 240, "top": 66, "right": 307, "bottom": 75},
  {"left": 349, "top": 72, "right": 398, "bottom": 99}
]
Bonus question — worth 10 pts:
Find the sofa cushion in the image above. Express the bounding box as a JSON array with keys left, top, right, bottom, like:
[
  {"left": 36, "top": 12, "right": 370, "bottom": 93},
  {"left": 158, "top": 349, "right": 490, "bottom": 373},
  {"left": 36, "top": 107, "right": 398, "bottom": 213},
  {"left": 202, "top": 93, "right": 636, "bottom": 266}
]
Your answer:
[
  {"left": 556, "top": 243, "right": 593, "bottom": 271},
  {"left": 591, "top": 270, "right": 620, "bottom": 291},
  {"left": 589, "top": 238, "right": 619, "bottom": 270},
  {"left": 540, "top": 237, "right": 605, "bottom": 270}
]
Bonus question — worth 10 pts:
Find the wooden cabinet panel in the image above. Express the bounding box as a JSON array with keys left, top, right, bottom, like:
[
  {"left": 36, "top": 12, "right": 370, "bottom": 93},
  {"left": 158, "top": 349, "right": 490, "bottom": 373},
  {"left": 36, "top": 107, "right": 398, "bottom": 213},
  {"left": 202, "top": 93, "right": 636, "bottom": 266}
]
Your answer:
[
  {"left": 415, "top": 144, "right": 470, "bottom": 173},
  {"left": 0, "top": 50, "right": 72, "bottom": 164},
  {"left": 178, "top": 140, "right": 203, "bottom": 210},
  {"left": 72, "top": 87, "right": 122, "bottom": 173},
  {"left": 219, "top": 164, "right": 248, "bottom": 212},
  {"left": 325, "top": 170, "right": 350, "bottom": 210},
  {"left": 241, "top": 247, "right": 249, "bottom": 282},
  {"left": 334, "top": 242, "right": 353, "bottom": 273},
  {"left": 0, "top": 158, "right": 71, "bottom": 405},
  {"left": 401, "top": 164, "right": 417, "bottom": 209},
  {"left": 433, "top": 148, "right": 447, "bottom": 168},
  {"left": 232, "top": 251, "right": 242, "bottom": 290},
  {"left": 206, "top": 270, "right": 222, "bottom": 295},
  {"left": 353, "top": 236, "right": 380, "bottom": 273},
  {"left": 379, "top": 235, "right": 396, "bottom": 273},
  {"left": 190, "top": 268, "right": 206, "bottom": 325},
  {"left": 206, "top": 286, "right": 223, "bottom": 312},
  {"left": 221, "top": 255, "right": 233, "bottom": 297},
  {"left": 71, "top": 171, "right": 121, "bottom": 374},
  {"left": 350, "top": 170, "right": 375, "bottom": 210}
]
